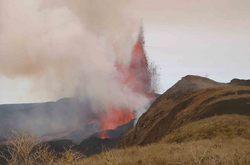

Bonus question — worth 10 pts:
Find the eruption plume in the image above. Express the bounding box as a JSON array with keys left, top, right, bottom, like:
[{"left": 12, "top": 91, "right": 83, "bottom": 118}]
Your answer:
[
  {"left": 99, "top": 29, "right": 155, "bottom": 138},
  {"left": 0, "top": 0, "right": 156, "bottom": 140}
]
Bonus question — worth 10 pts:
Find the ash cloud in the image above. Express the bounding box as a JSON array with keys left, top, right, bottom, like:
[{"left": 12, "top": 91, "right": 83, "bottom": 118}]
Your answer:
[{"left": 0, "top": 0, "right": 156, "bottom": 138}]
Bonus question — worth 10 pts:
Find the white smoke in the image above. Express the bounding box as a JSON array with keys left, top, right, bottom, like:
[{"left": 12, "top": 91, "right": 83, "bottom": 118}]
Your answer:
[
  {"left": 0, "top": 0, "right": 154, "bottom": 138},
  {"left": 0, "top": 0, "right": 150, "bottom": 109}
]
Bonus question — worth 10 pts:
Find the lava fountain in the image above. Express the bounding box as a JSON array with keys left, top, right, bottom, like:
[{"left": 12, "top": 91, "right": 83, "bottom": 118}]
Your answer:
[{"left": 99, "top": 28, "right": 155, "bottom": 139}]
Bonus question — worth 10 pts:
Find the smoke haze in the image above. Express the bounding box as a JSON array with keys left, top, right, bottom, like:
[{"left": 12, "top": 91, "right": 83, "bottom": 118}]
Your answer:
[
  {"left": 0, "top": 0, "right": 148, "bottom": 105},
  {"left": 0, "top": 0, "right": 155, "bottom": 138}
]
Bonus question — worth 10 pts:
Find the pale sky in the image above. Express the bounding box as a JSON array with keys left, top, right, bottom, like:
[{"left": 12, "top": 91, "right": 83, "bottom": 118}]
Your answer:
[
  {"left": 140, "top": 0, "right": 250, "bottom": 93},
  {"left": 0, "top": 0, "right": 250, "bottom": 103}
]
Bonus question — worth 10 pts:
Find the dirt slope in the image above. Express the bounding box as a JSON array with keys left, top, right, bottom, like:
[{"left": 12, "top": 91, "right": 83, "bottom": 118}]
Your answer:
[{"left": 120, "top": 75, "right": 250, "bottom": 146}]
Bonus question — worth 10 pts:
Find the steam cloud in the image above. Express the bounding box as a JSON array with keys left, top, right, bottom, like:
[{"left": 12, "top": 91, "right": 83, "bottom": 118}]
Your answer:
[{"left": 0, "top": 0, "right": 156, "bottom": 139}]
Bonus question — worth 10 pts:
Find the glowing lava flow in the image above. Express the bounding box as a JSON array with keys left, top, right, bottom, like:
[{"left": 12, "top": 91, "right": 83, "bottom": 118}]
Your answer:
[
  {"left": 99, "top": 28, "right": 155, "bottom": 139},
  {"left": 99, "top": 107, "right": 135, "bottom": 139}
]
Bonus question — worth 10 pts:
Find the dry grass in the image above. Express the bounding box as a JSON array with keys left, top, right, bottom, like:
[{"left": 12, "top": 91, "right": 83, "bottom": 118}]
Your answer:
[
  {"left": 1, "top": 115, "right": 249, "bottom": 164},
  {"left": 0, "top": 136, "right": 249, "bottom": 165},
  {"left": 79, "top": 115, "right": 250, "bottom": 165},
  {"left": 0, "top": 135, "right": 80, "bottom": 165},
  {"left": 162, "top": 115, "right": 250, "bottom": 143},
  {"left": 121, "top": 85, "right": 250, "bottom": 146},
  {"left": 0, "top": 135, "right": 55, "bottom": 165},
  {"left": 80, "top": 138, "right": 250, "bottom": 165}
]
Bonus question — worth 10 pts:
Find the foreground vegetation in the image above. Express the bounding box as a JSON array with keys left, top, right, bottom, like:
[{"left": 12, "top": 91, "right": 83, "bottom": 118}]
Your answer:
[
  {"left": 0, "top": 115, "right": 249, "bottom": 164},
  {"left": 83, "top": 138, "right": 249, "bottom": 165},
  {"left": 1, "top": 136, "right": 249, "bottom": 165},
  {"left": 82, "top": 115, "right": 250, "bottom": 165},
  {"left": 0, "top": 135, "right": 81, "bottom": 165},
  {"left": 162, "top": 115, "right": 250, "bottom": 143}
]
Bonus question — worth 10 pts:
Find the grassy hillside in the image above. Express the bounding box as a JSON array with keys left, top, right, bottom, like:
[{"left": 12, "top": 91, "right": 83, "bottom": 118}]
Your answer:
[
  {"left": 121, "top": 76, "right": 250, "bottom": 146},
  {"left": 1, "top": 115, "right": 249, "bottom": 164},
  {"left": 162, "top": 115, "right": 250, "bottom": 143},
  {"left": 80, "top": 115, "right": 250, "bottom": 165},
  {"left": 81, "top": 138, "right": 249, "bottom": 165},
  {"left": 1, "top": 76, "right": 249, "bottom": 164}
]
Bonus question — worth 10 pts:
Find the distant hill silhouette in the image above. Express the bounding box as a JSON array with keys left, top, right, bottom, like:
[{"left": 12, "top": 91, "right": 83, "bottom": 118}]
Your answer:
[{"left": 0, "top": 98, "right": 100, "bottom": 142}]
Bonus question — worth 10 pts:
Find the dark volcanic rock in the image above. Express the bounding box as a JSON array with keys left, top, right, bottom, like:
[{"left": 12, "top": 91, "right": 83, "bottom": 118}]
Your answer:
[
  {"left": 75, "top": 137, "right": 117, "bottom": 156},
  {"left": 40, "top": 121, "right": 131, "bottom": 157},
  {"left": 42, "top": 139, "right": 75, "bottom": 154},
  {"left": 93, "top": 120, "right": 135, "bottom": 139},
  {"left": 230, "top": 78, "right": 250, "bottom": 86},
  {"left": 0, "top": 144, "right": 11, "bottom": 165}
]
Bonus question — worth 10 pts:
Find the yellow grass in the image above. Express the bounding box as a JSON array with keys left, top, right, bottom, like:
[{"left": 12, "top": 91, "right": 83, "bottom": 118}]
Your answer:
[
  {"left": 1, "top": 137, "right": 249, "bottom": 165},
  {"left": 162, "top": 115, "right": 250, "bottom": 143},
  {"left": 0, "top": 135, "right": 54, "bottom": 164},
  {"left": 0, "top": 135, "right": 80, "bottom": 165},
  {"left": 1, "top": 115, "right": 249, "bottom": 164},
  {"left": 80, "top": 138, "right": 250, "bottom": 165}
]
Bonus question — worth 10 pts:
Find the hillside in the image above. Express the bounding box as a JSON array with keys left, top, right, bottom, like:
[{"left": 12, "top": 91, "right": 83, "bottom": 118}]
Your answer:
[
  {"left": 0, "top": 75, "right": 250, "bottom": 164},
  {"left": 162, "top": 114, "right": 250, "bottom": 143},
  {"left": 0, "top": 98, "right": 100, "bottom": 142},
  {"left": 1, "top": 114, "right": 249, "bottom": 164},
  {"left": 121, "top": 75, "right": 250, "bottom": 146},
  {"left": 64, "top": 114, "right": 250, "bottom": 164}
]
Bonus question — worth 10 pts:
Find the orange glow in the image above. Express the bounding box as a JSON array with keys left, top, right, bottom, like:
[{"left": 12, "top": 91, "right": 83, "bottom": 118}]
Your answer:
[
  {"left": 100, "top": 107, "right": 134, "bottom": 131},
  {"left": 99, "top": 132, "right": 109, "bottom": 139},
  {"left": 116, "top": 29, "right": 153, "bottom": 96},
  {"left": 98, "top": 29, "right": 155, "bottom": 139}
]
